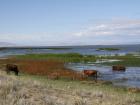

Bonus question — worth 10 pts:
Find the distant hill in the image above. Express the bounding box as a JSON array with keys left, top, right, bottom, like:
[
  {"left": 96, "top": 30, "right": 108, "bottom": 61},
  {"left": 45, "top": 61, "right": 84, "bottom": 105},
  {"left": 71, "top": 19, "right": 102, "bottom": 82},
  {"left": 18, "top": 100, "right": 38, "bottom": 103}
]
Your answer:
[{"left": 0, "top": 42, "right": 16, "bottom": 47}]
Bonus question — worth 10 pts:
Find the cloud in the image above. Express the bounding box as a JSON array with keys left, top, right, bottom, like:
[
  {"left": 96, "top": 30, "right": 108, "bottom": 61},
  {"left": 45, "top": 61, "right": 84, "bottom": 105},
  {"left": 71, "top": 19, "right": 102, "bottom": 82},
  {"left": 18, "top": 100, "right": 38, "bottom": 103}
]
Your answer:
[
  {"left": 74, "top": 19, "right": 140, "bottom": 36},
  {"left": 0, "top": 19, "right": 140, "bottom": 46},
  {"left": 72, "top": 19, "right": 140, "bottom": 45}
]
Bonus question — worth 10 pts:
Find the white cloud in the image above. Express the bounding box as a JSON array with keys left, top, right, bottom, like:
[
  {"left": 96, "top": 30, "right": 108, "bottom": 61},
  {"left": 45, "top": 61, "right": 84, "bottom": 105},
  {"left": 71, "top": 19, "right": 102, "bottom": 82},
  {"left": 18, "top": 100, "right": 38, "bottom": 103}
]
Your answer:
[
  {"left": 76, "top": 20, "right": 140, "bottom": 36},
  {"left": 73, "top": 20, "right": 140, "bottom": 43},
  {"left": 0, "top": 19, "right": 140, "bottom": 46},
  {"left": 72, "top": 19, "right": 140, "bottom": 44}
]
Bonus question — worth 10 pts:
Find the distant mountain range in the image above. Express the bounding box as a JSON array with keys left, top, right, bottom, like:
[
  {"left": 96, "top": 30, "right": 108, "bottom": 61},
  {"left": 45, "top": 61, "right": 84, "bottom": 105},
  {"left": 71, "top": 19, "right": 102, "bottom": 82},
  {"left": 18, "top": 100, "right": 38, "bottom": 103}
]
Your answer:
[{"left": 0, "top": 42, "right": 16, "bottom": 47}]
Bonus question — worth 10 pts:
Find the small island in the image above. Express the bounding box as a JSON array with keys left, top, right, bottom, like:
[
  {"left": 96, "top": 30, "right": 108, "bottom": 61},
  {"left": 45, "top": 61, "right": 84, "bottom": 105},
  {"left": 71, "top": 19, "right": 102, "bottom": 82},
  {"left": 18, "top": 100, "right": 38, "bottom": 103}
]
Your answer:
[{"left": 96, "top": 48, "right": 120, "bottom": 51}]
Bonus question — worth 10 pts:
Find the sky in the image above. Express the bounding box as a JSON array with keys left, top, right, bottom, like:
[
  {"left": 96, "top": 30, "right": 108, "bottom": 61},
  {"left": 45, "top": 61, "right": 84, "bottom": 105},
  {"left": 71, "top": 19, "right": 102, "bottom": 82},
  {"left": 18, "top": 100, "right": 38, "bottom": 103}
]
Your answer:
[{"left": 0, "top": 0, "right": 140, "bottom": 46}]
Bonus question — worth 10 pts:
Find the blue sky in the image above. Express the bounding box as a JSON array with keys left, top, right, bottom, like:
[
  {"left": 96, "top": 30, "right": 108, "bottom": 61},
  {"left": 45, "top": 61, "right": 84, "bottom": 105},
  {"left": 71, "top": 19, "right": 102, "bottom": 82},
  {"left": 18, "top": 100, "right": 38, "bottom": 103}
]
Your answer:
[{"left": 0, "top": 0, "right": 140, "bottom": 46}]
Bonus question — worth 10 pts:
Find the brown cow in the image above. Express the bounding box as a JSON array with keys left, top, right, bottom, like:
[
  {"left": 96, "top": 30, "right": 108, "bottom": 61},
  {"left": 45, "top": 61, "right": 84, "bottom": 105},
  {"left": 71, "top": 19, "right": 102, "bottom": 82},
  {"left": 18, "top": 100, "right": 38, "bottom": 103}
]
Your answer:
[
  {"left": 112, "top": 65, "right": 126, "bottom": 71},
  {"left": 47, "top": 72, "right": 60, "bottom": 80},
  {"left": 6, "top": 64, "right": 19, "bottom": 76},
  {"left": 83, "top": 70, "right": 98, "bottom": 81}
]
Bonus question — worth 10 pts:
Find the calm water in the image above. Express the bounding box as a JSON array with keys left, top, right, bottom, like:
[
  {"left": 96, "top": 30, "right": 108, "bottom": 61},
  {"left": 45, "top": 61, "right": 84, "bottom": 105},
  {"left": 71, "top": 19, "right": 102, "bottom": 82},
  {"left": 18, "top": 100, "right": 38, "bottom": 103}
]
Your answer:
[
  {"left": 67, "top": 63, "right": 140, "bottom": 88},
  {"left": 0, "top": 44, "right": 140, "bottom": 57},
  {"left": 0, "top": 44, "right": 140, "bottom": 88}
]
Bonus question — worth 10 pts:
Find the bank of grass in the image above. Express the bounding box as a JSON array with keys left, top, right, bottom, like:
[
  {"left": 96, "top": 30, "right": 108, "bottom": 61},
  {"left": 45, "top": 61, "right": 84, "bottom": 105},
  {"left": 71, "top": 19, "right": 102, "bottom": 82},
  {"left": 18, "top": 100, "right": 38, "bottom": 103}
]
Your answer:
[{"left": 15, "top": 53, "right": 96, "bottom": 63}]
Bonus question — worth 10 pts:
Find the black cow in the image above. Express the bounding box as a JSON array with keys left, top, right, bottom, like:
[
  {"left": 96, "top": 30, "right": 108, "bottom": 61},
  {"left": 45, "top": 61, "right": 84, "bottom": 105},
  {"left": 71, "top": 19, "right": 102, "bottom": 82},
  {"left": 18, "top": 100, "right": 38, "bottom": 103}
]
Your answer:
[
  {"left": 6, "top": 64, "right": 19, "bottom": 76},
  {"left": 112, "top": 65, "right": 126, "bottom": 71}
]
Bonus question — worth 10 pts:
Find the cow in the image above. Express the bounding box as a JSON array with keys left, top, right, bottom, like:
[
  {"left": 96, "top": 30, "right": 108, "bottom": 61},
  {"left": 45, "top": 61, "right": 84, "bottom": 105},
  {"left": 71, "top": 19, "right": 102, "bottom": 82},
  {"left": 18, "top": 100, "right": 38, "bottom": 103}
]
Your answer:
[
  {"left": 112, "top": 65, "right": 126, "bottom": 71},
  {"left": 83, "top": 70, "right": 98, "bottom": 81},
  {"left": 6, "top": 64, "right": 19, "bottom": 76},
  {"left": 47, "top": 72, "right": 60, "bottom": 80}
]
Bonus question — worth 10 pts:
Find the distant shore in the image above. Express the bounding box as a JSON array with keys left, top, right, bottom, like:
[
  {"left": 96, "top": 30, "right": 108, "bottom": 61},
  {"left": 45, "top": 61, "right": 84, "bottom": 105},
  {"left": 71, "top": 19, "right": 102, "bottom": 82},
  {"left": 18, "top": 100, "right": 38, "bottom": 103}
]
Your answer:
[{"left": 96, "top": 47, "right": 120, "bottom": 51}]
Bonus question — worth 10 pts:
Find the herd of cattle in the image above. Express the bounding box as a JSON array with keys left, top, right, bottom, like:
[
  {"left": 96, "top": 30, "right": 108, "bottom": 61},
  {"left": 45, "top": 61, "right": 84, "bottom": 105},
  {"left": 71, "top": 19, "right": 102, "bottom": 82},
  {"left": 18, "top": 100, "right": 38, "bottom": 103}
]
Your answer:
[{"left": 5, "top": 64, "right": 126, "bottom": 80}]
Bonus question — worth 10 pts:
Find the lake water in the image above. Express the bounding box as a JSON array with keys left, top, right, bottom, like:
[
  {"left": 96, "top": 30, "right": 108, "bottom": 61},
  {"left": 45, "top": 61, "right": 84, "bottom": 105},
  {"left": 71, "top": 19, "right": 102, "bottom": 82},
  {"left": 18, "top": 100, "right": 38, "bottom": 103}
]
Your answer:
[
  {"left": 67, "top": 63, "right": 140, "bottom": 88},
  {"left": 0, "top": 44, "right": 140, "bottom": 57},
  {"left": 0, "top": 44, "right": 140, "bottom": 88}
]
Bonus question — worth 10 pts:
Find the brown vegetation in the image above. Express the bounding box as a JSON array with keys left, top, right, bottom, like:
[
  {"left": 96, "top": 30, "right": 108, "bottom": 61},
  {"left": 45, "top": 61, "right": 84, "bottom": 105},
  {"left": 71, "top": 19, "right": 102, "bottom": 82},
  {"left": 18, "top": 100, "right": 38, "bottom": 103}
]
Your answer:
[{"left": 0, "top": 58, "right": 86, "bottom": 80}]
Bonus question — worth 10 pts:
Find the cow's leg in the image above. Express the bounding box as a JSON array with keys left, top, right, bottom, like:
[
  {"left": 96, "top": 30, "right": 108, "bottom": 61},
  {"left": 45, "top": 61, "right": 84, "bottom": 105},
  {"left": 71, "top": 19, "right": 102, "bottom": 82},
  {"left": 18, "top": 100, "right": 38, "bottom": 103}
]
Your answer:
[
  {"left": 6, "top": 69, "right": 10, "bottom": 75},
  {"left": 15, "top": 70, "right": 18, "bottom": 76},
  {"left": 95, "top": 73, "right": 97, "bottom": 83}
]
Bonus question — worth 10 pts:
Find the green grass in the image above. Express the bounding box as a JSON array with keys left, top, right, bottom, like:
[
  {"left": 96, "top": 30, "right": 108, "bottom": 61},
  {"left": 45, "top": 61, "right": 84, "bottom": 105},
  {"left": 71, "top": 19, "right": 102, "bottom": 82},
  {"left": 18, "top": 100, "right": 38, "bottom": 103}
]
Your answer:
[
  {"left": 98, "top": 54, "right": 140, "bottom": 66},
  {"left": 15, "top": 53, "right": 96, "bottom": 63}
]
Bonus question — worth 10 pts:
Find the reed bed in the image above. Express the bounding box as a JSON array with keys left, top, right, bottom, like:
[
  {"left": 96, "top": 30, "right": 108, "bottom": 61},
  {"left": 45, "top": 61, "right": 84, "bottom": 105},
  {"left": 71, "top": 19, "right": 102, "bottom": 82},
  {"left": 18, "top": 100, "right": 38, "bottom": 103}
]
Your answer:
[{"left": 0, "top": 58, "right": 85, "bottom": 80}]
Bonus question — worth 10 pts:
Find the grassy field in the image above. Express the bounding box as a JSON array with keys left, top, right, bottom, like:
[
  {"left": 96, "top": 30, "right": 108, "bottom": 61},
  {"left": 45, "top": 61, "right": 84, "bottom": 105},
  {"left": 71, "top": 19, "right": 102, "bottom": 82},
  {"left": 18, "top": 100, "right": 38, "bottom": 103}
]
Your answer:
[{"left": 0, "top": 70, "right": 139, "bottom": 105}]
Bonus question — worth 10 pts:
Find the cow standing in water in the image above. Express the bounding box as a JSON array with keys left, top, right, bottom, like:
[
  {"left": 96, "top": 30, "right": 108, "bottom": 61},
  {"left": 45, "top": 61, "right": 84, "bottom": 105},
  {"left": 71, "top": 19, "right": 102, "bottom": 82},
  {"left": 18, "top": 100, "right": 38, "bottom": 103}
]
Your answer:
[
  {"left": 6, "top": 64, "right": 19, "bottom": 76},
  {"left": 112, "top": 65, "right": 126, "bottom": 71},
  {"left": 83, "top": 70, "right": 98, "bottom": 81}
]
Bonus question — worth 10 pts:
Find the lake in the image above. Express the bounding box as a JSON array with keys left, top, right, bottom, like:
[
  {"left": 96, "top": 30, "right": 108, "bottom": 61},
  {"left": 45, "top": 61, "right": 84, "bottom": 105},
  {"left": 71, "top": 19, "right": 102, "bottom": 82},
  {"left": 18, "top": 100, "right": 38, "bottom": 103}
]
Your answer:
[{"left": 0, "top": 44, "right": 140, "bottom": 57}]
